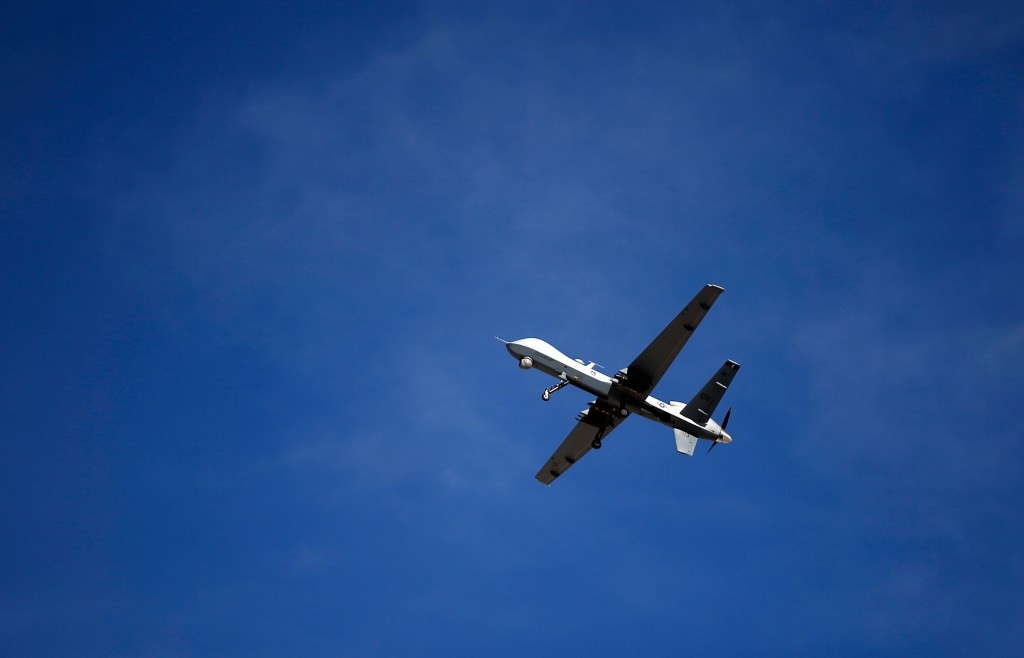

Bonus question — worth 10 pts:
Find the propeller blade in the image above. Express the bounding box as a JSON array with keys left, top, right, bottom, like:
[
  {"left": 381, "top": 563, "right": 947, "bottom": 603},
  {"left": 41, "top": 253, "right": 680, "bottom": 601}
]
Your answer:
[{"left": 708, "top": 408, "right": 733, "bottom": 454}]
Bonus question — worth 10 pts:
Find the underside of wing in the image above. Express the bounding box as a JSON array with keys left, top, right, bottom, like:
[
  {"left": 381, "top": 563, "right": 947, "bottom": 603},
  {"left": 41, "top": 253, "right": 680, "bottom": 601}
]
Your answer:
[
  {"left": 622, "top": 284, "right": 724, "bottom": 397},
  {"left": 535, "top": 400, "right": 626, "bottom": 485}
]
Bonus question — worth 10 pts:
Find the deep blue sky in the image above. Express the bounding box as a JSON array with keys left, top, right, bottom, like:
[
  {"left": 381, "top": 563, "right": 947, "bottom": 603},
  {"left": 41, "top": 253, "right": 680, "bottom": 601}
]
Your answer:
[{"left": 3, "top": 2, "right": 1024, "bottom": 656}]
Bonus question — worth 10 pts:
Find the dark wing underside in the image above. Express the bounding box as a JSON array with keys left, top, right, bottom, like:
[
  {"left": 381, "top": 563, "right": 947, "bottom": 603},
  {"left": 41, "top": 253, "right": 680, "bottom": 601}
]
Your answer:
[
  {"left": 621, "top": 284, "right": 724, "bottom": 397},
  {"left": 535, "top": 399, "right": 627, "bottom": 485}
]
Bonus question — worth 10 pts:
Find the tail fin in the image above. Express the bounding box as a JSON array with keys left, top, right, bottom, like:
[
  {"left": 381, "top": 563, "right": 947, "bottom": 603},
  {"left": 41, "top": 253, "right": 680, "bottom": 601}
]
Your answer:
[
  {"left": 674, "top": 429, "right": 699, "bottom": 456},
  {"left": 679, "top": 360, "right": 740, "bottom": 426}
]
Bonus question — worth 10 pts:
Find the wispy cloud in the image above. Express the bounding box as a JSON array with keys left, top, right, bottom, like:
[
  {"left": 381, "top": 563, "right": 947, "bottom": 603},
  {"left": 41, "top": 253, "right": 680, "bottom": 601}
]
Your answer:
[{"left": 74, "top": 5, "right": 1024, "bottom": 655}]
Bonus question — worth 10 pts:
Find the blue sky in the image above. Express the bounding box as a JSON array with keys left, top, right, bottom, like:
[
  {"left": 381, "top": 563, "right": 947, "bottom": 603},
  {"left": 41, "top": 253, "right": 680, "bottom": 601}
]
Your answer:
[{"left": 3, "top": 1, "right": 1023, "bottom": 655}]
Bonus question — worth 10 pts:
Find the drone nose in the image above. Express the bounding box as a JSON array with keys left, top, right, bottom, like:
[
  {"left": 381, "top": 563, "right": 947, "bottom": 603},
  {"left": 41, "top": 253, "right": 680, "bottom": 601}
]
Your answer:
[{"left": 720, "top": 431, "right": 732, "bottom": 444}]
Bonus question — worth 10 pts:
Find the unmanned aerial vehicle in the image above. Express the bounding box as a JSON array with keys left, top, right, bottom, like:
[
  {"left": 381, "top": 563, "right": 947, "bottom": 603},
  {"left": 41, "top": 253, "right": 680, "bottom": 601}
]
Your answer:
[{"left": 500, "top": 284, "right": 739, "bottom": 485}]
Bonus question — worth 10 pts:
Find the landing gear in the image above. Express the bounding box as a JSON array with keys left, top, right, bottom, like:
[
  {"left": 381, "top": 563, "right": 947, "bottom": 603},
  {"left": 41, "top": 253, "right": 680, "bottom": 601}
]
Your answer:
[
  {"left": 541, "top": 379, "right": 570, "bottom": 401},
  {"left": 591, "top": 439, "right": 603, "bottom": 450},
  {"left": 618, "top": 407, "right": 629, "bottom": 417}
]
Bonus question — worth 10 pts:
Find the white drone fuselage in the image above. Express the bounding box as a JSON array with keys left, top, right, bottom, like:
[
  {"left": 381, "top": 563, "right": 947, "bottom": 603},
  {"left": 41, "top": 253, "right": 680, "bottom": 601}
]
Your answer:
[{"left": 505, "top": 337, "right": 731, "bottom": 445}]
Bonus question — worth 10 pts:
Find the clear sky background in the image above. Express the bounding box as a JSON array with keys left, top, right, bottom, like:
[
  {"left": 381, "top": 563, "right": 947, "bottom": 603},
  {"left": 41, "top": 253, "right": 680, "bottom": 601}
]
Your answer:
[{"left": 3, "top": 1, "right": 1023, "bottom": 656}]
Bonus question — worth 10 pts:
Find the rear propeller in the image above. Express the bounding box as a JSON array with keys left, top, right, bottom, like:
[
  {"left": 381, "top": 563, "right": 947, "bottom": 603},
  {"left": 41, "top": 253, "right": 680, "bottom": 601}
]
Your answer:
[{"left": 706, "top": 407, "right": 732, "bottom": 454}]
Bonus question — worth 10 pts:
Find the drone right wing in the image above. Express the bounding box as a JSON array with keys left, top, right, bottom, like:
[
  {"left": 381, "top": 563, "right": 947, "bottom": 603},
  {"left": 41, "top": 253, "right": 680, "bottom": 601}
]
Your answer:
[{"left": 535, "top": 399, "right": 628, "bottom": 485}]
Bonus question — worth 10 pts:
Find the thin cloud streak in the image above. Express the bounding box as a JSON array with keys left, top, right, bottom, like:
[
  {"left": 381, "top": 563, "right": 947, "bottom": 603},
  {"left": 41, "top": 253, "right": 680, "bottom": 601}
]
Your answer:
[{"left": 7, "top": 2, "right": 1021, "bottom": 656}]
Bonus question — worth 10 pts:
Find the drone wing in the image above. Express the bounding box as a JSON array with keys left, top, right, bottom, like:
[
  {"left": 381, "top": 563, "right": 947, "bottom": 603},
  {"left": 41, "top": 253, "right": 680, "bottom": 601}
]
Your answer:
[
  {"left": 535, "top": 399, "right": 628, "bottom": 485},
  {"left": 622, "top": 284, "right": 724, "bottom": 397}
]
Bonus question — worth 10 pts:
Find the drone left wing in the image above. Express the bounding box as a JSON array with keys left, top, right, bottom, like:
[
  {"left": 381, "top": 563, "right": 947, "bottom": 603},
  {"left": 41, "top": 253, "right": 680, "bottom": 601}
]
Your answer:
[
  {"left": 623, "top": 284, "right": 724, "bottom": 397},
  {"left": 535, "top": 400, "right": 627, "bottom": 485}
]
